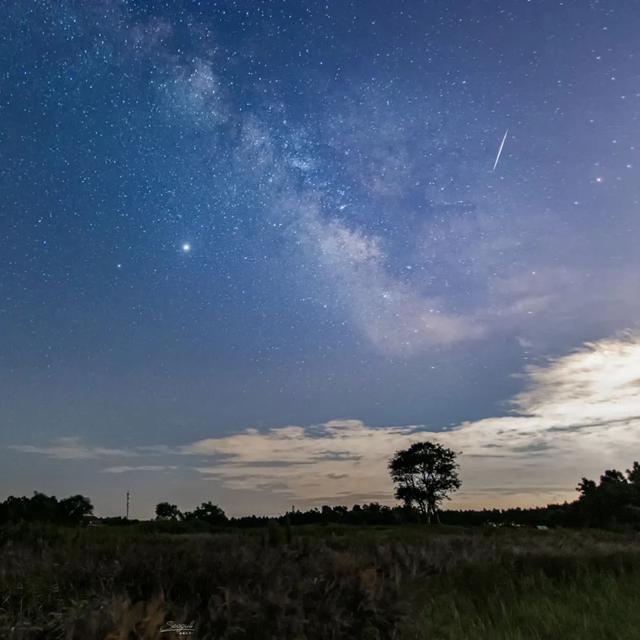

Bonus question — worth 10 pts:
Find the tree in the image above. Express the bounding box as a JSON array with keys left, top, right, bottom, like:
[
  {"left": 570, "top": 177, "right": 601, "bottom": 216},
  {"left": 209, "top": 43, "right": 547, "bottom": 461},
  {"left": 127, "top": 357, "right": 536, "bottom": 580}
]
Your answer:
[
  {"left": 389, "top": 441, "right": 461, "bottom": 524},
  {"left": 29, "top": 492, "right": 58, "bottom": 522},
  {"left": 627, "top": 461, "right": 640, "bottom": 485},
  {"left": 577, "top": 477, "right": 597, "bottom": 497},
  {"left": 184, "top": 501, "right": 227, "bottom": 525},
  {"left": 155, "top": 502, "right": 182, "bottom": 521},
  {"left": 576, "top": 464, "right": 640, "bottom": 527},
  {"left": 58, "top": 495, "right": 93, "bottom": 524}
]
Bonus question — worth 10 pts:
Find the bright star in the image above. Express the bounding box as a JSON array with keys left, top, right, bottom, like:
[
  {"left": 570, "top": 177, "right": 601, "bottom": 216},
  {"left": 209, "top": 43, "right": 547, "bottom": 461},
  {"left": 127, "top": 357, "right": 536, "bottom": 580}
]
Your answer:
[{"left": 182, "top": 242, "right": 191, "bottom": 253}]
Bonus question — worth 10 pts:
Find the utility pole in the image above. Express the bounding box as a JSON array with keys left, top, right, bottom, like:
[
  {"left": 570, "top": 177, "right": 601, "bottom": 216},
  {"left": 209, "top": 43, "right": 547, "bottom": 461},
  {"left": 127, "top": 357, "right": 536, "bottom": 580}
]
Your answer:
[{"left": 126, "top": 491, "right": 130, "bottom": 520}]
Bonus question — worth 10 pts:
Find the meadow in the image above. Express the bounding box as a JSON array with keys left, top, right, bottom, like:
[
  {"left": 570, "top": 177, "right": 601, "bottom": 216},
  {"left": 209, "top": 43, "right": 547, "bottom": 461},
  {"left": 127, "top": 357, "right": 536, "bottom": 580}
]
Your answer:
[{"left": 1, "top": 522, "right": 639, "bottom": 639}]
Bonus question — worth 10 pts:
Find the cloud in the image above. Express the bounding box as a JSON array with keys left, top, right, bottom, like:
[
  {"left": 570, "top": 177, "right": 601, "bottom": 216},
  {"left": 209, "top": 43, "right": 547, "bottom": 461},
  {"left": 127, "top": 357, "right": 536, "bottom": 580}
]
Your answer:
[
  {"left": 185, "top": 419, "right": 421, "bottom": 495},
  {"left": 415, "top": 206, "right": 640, "bottom": 354},
  {"left": 8, "top": 437, "right": 139, "bottom": 461},
  {"left": 512, "top": 334, "right": 640, "bottom": 424},
  {"left": 101, "top": 465, "right": 178, "bottom": 474}
]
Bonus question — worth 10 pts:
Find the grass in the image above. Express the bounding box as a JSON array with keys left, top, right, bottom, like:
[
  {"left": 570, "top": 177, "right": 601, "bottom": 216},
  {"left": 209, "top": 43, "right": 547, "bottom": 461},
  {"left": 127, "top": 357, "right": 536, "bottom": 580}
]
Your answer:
[
  {"left": 0, "top": 522, "right": 639, "bottom": 638},
  {"left": 404, "top": 558, "right": 640, "bottom": 639},
  {"left": 412, "top": 528, "right": 640, "bottom": 639}
]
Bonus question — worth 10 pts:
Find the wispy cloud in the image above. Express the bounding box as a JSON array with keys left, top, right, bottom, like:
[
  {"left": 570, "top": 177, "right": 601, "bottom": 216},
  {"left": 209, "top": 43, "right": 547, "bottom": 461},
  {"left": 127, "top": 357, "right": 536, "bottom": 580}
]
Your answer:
[
  {"left": 8, "top": 437, "right": 139, "bottom": 461},
  {"left": 102, "top": 465, "right": 178, "bottom": 474},
  {"left": 186, "top": 419, "right": 419, "bottom": 495}
]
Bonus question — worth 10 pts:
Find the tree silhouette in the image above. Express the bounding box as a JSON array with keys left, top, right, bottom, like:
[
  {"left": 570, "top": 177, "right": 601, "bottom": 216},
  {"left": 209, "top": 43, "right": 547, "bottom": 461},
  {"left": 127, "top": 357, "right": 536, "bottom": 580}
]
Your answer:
[
  {"left": 576, "top": 462, "right": 640, "bottom": 527},
  {"left": 0, "top": 492, "right": 92, "bottom": 525},
  {"left": 183, "top": 501, "right": 227, "bottom": 525},
  {"left": 155, "top": 502, "right": 182, "bottom": 521},
  {"left": 627, "top": 461, "right": 640, "bottom": 485},
  {"left": 58, "top": 494, "right": 93, "bottom": 524},
  {"left": 389, "top": 441, "right": 461, "bottom": 523}
]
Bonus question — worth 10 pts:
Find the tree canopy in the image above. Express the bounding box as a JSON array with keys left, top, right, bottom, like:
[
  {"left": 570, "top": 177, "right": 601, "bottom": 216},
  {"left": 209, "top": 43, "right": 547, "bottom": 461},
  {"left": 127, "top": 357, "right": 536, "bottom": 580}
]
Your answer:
[
  {"left": 155, "top": 502, "right": 182, "bottom": 521},
  {"left": 0, "top": 492, "right": 93, "bottom": 525},
  {"left": 575, "top": 462, "right": 640, "bottom": 527},
  {"left": 389, "top": 441, "right": 461, "bottom": 523},
  {"left": 183, "top": 501, "right": 227, "bottom": 525}
]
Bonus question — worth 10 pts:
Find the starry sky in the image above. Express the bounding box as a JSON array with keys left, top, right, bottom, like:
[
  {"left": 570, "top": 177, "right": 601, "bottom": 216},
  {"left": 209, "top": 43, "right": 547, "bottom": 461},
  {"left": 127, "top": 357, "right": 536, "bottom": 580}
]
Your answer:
[{"left": 2, "top": 0, "right": 640, "bottom": 518}]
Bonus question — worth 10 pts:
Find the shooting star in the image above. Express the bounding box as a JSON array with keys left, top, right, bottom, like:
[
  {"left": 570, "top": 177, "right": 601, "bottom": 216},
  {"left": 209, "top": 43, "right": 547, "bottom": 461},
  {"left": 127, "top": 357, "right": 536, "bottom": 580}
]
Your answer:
[{"left": 492, "top": 129, "right": 509, "bottom": 172}]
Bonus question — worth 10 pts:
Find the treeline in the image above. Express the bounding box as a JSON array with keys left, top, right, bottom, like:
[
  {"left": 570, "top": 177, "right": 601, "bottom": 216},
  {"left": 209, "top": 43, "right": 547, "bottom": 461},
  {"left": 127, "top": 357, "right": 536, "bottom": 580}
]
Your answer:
[
  {"left": 3, "top": 462, "right": 640, "bottom": 530},
  {"left": 154, "top": 500, "right": 415, "bottom": 527},
  {"left": 151, "top": 461, "right": 640, "bottom": 530},
  {"left": 440, "top": 462, "right": 640, "bottom": 529},
  {"left": 0, "top": 492, "right": 93, "bottom": 525}
]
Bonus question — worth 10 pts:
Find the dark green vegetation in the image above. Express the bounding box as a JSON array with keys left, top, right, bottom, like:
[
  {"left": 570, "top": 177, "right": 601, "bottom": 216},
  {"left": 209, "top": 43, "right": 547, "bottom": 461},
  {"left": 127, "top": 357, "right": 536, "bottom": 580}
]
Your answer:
[{"left": 1, "top": 523, "right": 640, "bottom": 639}]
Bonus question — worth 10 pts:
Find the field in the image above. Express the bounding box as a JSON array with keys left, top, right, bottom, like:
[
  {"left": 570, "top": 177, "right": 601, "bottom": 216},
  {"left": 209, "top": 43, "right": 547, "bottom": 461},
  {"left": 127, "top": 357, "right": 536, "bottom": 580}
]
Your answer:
[{"left": 1, "top": 523, "right": 639, "bottom": 639}]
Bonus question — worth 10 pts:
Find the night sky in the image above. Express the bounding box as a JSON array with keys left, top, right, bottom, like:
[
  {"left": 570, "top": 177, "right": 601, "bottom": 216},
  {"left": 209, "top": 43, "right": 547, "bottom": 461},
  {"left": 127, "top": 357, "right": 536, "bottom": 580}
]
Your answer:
[{"left": 2, "top": 1, "right": 640, "bottom": 517}]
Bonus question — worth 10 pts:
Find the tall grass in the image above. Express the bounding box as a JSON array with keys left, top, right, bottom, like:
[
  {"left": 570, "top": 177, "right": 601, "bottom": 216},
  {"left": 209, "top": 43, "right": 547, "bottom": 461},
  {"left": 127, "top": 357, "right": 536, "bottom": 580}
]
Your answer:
[
  {"left": 0, "top": 523, "right": 638, "bottom": 639},
  {"left": 400, "top": 527, "right": 640, "bottom": 639},
  {"left": 404, "top": 563, "right": 640, "bottom": 639}
]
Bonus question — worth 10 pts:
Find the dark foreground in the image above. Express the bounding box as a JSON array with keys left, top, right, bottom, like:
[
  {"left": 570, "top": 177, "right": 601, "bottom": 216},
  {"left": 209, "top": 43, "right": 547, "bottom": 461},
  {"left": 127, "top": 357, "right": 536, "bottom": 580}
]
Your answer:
[{"left": 1, "top": 523, "right": 639, "bottom": 639}]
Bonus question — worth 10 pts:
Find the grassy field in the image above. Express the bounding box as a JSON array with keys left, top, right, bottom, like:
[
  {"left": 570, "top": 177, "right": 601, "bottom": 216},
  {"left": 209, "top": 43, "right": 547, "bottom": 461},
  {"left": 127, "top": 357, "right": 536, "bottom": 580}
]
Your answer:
[{"left": 0, "top": 523, "right": 639, "bottom": 639}]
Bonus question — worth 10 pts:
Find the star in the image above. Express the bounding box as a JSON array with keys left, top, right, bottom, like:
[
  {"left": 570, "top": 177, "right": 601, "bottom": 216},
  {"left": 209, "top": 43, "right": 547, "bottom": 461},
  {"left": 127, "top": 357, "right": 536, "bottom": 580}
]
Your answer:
[{"left": 181, "top": 242, "right": 191, "bottom": 253}]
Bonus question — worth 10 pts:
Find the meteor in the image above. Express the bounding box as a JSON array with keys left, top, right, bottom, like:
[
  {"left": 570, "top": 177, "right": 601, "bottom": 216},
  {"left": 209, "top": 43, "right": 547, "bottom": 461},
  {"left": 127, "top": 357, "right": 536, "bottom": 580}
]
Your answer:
[{"left": 492, "top": 129, "right": 509, "bottom": 172}]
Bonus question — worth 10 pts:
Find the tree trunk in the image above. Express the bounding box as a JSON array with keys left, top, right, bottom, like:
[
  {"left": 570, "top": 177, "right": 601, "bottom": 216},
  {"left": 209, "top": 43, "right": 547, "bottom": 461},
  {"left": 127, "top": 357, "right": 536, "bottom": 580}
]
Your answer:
[
  {"left": 418, "top": 500, "right": 428, "bottom": 524},
  {"left": 427, "top": 501, "right": 439, "bottom": 525}
]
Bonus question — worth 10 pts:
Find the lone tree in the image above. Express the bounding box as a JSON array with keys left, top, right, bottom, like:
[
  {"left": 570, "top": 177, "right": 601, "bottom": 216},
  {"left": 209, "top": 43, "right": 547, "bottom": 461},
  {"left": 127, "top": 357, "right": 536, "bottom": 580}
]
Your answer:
[{"left": 389, "top": 441, "right": 461, "bottom": 524}]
